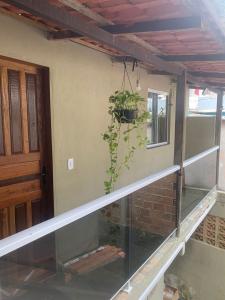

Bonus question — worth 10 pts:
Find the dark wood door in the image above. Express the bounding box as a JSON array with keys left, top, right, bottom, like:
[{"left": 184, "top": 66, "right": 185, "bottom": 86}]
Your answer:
[{"left": 0, "top": 57, "right": 53, "bottom": 239}]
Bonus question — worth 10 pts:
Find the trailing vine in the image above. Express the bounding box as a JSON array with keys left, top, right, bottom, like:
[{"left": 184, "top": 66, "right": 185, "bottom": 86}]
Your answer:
[{"left": 102, "top": 63, "right": 149, "bottom": 194}]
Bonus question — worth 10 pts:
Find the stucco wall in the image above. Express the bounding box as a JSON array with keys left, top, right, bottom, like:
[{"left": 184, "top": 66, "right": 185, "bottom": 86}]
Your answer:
[
  {"left": 0, "top": 13, "right": 176, "bottom": 214},
  {"left": 185, "top": 115, "right": 216, "bottom": 159},
  {"left": 168, "top": 239, "right": 225, "bottom": 300},
  {"left": 219, "top": 120, "right": 225, "bottom": 190}
]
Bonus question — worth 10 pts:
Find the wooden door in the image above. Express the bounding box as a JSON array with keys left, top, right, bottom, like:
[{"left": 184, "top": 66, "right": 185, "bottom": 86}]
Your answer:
[{"left": 0, "top": 57, "right": 53, "bottom": 239}]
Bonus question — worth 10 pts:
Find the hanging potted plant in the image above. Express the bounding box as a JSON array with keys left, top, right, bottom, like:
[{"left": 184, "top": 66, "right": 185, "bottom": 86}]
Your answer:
[
  {"left": 111, "top": 90, "right": 142, "bottom": 123},
  {"left": 102, "top": 62, "right": 150, "bottom": 194}
]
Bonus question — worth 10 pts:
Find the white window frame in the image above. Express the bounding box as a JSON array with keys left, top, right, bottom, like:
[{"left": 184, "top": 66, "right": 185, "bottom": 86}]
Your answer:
[{"left": 147, "top": 89, "right": 170, "bottom": 149}]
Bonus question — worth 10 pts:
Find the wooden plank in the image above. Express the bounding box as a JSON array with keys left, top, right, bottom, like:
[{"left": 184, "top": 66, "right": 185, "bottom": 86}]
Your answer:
[
  {"left": 0, "top": 161, "right": 40, "bottom": 181},
  {"left": 48, "top": 30, "right": 82, "bottom": 40},
  {"left": 26, "top": 200, "right": 32, "bottom": 227},
  {"left": 8, "top": 69, "right": 23, "bottom": 154},
  {"left": 103, "top": 16, "right": 203, "bottom": 34},
  {"left": 160, "top": 53, "right": 225, "bottom": 62},
  {"left": 59, "top": 0, "right": 112, "bottom": 25},
  {"left": 26, "top": 73, "right": 39, "bottom": 152},
  {"left": 4, "top": 0, "right": 182, "bottom": 75},
  {"left": 0, "top": 56, "right": 38, "bottom": 74},
  {"left": 1, "top": 67, "right": 11, "bottom": 155},
  {"left": 20, "top": 71, "right": 29, "bottom": 154},
  {"left": 57, "top": 0, "right": 162, "bottom": 54},
  {"left": 189, "top": 71, "right": 225, "bottom": 78},
  {"left": 0, "top": 152, "right": 40, "bottom": 166},
  {"left": 0, "top": 79, "right": 4, "bottom": 155},
  {"left": 15, "top": 202, "right": 27, "bottom": 232},
  {"left": 9, "top": 206, "right": 16, "bottom": 234},
  {"left": 0, "top": 190, "right": 42, "bottom": 209},
  {"left": 0, "top": 208, "right": 9, "bottom": 238},
  {"left": 0, "top": 179, "right": 41, "bottom": 202},
  {"left": 49, "top": 16, "right": 202, "bottom": 38}
]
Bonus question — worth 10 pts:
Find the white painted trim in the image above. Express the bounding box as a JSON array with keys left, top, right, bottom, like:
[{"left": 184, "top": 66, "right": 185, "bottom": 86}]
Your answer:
[
  {"left": 139, "top": 243, "right": 184, "bottom": 300},
  {"left": 0, "top": 165, "right": 180, "bottom": 258},
  {"left": 148, "top": 88, "right": 169, "bottom": 96},
  {"left": 137, "top": 189, "right": 217, "bottom": 300},
  {"left": 183, "top": 146, "right": 219, "bottom": 168},
  {"left": 146, "top": 141, "right": 169, "bottom": 149},
  {"left": 184, "top": 188, "right": 216, "bottom": 242}
]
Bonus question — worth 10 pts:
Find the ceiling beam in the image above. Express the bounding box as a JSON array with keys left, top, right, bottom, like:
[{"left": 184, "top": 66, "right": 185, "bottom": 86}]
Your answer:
[
  {"left": 103, "top": 16, "right": 202, "bottom": 34},
  {"left": 54, "top": 0, "right": 163, "bottom": 54},
  {"left": 189, "top": 71, "right": 225, "bottom": 78},
  {"left": 58, "top": 0, "right": 113, "bottom": 26},
  {"left": 4, "top": 0, "right": 182, "bottom": 75},
  {"left": 48, "top": 30, "right": 82, "bottom": 40},
  {"left": 159, "top": 53, "right": 225, "bottom": 62},
  {"left": 49, "top": 16, "right": 202, "bottom": 39},
  {"left": 187, "top": 73, "right": 221, "bottom": 93}
]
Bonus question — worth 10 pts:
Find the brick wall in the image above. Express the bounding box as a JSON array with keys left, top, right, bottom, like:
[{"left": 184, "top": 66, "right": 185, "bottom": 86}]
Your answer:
[
  {"left": 101, "top": 173, "right": 177, "bottom": 237},
  {"left": 131, "top": 173, "right": 177, "bottom": 236}
]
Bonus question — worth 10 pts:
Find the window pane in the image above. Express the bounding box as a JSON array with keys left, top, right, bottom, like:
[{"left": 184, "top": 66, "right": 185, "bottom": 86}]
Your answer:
[{"left": 147, "top": 92, "right": 168, "bottom": 146}]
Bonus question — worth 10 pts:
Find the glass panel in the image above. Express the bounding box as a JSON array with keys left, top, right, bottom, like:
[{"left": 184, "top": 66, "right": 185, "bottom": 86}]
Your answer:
[
  {"left": 0, "top": 173, "right": 177, "bottom": 300},
  {"left": 181, "top": 152, "right": 217, "bottom": 220},
  {"left": 185, "top": 89, "right": 217, "bottom": 159},
  {"left": 147, "top": 92, "right": 169, "bottom": 146},
  {"left": 8, "top": 70, "right": 23, "bottom": 154}
]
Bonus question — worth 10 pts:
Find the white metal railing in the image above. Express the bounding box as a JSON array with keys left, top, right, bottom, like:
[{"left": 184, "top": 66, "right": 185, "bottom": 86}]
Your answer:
[
  {"left": 183, "top": 145, "right": 219, "bottom": 168},
  {"left": 0, "top": 165, "right": 180, "bottom": 258}
]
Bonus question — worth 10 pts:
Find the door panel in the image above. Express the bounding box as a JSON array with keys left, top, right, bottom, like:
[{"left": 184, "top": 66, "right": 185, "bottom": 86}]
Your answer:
[
  {"left": 8, "top": 69, "right": 23, "bottom": 154},
  {"left": 0, "top": 58, "right": 53, "bottom": 239}
]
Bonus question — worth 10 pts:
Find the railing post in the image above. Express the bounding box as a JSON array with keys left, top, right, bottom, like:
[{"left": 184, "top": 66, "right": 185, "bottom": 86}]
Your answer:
[
  {"left": 174, "top": 70, "right": 187, "bottom": 236},
  {"left": 215, "top": 89, "right": 224, "bottom": 187}
]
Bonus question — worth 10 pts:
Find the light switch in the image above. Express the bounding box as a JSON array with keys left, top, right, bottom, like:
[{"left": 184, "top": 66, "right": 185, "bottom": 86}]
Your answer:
[{"left": 67, "top": 158, "right": 74, "bottom": 170}]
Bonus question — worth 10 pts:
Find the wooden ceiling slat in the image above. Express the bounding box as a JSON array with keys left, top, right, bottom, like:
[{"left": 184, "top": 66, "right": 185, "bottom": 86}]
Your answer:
[{"left": 3, "top": 0, "right": 182, "bottom": 75}]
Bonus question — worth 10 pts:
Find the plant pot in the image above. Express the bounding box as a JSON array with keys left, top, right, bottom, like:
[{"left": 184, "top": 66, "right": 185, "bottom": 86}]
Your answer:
[{"left": 114, "top": 109, "right": 138, "bottom": 123}]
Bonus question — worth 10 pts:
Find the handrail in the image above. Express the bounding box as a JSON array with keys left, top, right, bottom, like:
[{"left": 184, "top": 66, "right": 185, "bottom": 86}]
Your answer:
[
  {"left": 0, "top": 165, "right": 180, "bottom": 258},
  {"left": 183, "top": 146, "right": 219, "bottom": 168}
]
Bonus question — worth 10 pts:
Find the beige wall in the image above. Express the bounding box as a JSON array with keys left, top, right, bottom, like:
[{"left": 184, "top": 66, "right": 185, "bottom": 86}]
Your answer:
[
  {"left": 167, "top": 239, "right": 225, "bottom": 300},
  {"left": 219, "top": 120, "right": 225, "bottom": 190},
  {"left": 185, "top": 115, "right": 216, "bottom": 159},
  {"left": 0, "top": 13, "right": 176, "bottom": 214}
]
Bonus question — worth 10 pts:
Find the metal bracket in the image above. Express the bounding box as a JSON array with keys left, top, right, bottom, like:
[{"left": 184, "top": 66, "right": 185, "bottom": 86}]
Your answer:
[{"left": 123, "top": 281, "right": 133, "bottom": 294}]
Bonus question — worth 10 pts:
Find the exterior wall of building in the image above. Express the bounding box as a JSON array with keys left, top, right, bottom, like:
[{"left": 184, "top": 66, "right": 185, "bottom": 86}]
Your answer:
[
  {"left": 167, "top": 239, "right": 225, "bottom": 300},
  {"left": 166, "top": 192, "right": 225, "bottom": 300},
  {"left": 219, "top": 120, "right": 225, "bottom": 190},
  {"left": 0, "top": 12, "right": 176, "bottom": 214},
  {"left": 185, "top": 115, "right": 216, "bottom": 159}
]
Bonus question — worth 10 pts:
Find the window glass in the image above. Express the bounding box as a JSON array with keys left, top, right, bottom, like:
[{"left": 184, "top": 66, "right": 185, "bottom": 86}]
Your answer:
[{"left": 147, "top": 91, "right": 169, "bottom": 146}]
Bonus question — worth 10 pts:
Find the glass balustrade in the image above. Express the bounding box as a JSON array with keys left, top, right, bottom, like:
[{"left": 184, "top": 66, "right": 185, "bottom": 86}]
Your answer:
[
  {"left": 0, "top": 172, "right": 178, "bottom": 300},
  {"left": 181, "top": 150, "right": 217, "bottom": 221}
]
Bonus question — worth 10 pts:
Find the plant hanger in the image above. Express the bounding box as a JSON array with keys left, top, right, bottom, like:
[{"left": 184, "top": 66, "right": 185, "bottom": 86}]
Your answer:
[{"left": 121, "top": 60, "right": 134, "bottom": 93}]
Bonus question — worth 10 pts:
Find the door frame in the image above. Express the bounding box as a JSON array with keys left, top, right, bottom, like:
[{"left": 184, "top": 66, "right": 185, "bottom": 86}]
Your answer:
[{"left": 0, "top": 55, "right": 54, "bottom": 222}]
